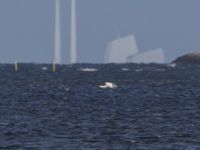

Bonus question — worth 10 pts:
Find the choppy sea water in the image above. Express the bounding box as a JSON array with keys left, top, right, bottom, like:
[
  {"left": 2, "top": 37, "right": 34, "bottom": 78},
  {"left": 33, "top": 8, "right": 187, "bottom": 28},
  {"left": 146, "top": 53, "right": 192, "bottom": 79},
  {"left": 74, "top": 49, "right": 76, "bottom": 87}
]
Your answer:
[{"left": 1, "top": 63, "right": 200, "bottom": 150}]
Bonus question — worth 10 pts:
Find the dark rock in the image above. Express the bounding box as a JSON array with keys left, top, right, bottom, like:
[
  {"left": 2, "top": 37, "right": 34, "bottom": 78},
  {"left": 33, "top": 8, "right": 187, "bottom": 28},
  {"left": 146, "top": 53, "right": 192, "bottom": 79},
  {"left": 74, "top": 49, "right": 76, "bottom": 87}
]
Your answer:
[{"left": 173, "top": 52, "right": 200, "bottom": 64}]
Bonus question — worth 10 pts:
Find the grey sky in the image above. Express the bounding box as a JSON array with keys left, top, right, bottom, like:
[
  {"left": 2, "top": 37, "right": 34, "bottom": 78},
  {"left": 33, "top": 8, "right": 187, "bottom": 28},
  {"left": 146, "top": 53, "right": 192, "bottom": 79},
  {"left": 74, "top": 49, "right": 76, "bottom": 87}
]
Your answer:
[{"left": 0, "top": 0, "right": 199, "bottom": 63}]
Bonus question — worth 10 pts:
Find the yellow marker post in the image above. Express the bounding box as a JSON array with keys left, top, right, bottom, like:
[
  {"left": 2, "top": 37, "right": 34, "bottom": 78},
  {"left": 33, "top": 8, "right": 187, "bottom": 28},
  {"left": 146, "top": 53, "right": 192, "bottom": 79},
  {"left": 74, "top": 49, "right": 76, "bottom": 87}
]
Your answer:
[
  {"left": 53, "top": 61, "right": 56, "bottom": 72},
  {"left": 14, "top": 62, "right": 18, "bottom": 71}
]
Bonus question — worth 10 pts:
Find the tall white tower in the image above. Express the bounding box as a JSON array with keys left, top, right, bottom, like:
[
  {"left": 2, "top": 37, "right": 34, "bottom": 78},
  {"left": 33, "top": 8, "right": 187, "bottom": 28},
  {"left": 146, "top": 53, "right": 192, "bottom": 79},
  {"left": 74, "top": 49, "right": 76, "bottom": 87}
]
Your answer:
[
  {"left": 70, "top": 0, "right": 77, "bottom": 63},
  {"left": 54, "top": 0, "right": 61, "bottom": 64}
]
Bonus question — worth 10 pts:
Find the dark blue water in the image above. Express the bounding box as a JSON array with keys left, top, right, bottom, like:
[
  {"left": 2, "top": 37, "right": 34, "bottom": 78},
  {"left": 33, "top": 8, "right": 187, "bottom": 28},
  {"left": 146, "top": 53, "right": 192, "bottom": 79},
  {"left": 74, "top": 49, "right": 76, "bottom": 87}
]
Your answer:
[{"left": 1, "top": 63, "right": 200, "bottom": 150}]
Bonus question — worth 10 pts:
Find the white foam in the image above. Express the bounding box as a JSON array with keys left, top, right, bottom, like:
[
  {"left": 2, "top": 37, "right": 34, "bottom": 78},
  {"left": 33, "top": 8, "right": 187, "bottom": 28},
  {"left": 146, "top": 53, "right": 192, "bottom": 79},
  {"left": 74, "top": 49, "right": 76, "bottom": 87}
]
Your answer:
[
  {"left": 167, "top": 63, "right": 176, "bottom": 68},
  {"left": 131, "top": 140, "right": 136, "bottom": 143},
  {"left": 155, "top": 69, "right": 165, "bottom": 72},
  {"left": 122, "top": 68, "right": 129, "bottom": 71},
  {"left": 41, "top": 67, "right": 48, "bottom": 70},
  {"left": 65, "top": 88, "right": 70, "bottom": 91},
  {"left": 99, "top": 82, "right": 118, "bottom": 89},
  {"left": 79, "top": 68, "right": 98, "bottom": 72},
  {"left": 135, "top": 69, "right": 143, "bottom": 72}
]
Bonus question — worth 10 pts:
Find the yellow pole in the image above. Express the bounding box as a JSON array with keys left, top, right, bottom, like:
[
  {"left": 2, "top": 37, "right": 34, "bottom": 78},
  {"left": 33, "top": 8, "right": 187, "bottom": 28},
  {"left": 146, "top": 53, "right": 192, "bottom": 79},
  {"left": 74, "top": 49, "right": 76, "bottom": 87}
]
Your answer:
[
  {"left": 15, "top": 62, "right": 18, "bottom": 71},
  {"left": 53, "top": 61, "right": 56, "bottom": 72}
]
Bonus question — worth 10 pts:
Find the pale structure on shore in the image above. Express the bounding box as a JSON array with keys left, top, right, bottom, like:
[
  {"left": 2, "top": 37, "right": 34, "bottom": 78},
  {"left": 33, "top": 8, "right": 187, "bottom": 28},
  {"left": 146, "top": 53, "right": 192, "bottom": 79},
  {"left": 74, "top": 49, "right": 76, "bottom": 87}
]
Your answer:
[
  {"left": 130, "top": 48, "right": 165, "bottom": 63},
  {"left": 105, "top": 35, "right": 139, "bottom": 63},
  {"left": 105, "top": 35, "right": 165, "bottom": 64}
]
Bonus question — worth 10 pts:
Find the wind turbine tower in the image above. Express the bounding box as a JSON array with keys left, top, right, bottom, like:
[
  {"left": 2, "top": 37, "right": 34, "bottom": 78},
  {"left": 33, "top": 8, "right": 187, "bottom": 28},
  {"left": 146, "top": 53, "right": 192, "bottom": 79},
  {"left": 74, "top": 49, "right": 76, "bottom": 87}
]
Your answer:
[
  {"left": 70, "top": 0, "right": 77, "bottom": 63},
  {"left": 54, "top": 0, "right": 62, "bottom": 64}
]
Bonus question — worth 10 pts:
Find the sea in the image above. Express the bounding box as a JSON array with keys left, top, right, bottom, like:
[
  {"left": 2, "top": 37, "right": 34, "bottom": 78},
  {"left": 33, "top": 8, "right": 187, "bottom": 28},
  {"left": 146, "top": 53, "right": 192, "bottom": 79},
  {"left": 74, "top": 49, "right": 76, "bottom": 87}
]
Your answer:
[{"left": 1, "top": 63, "right": 200, "bottom": 150}]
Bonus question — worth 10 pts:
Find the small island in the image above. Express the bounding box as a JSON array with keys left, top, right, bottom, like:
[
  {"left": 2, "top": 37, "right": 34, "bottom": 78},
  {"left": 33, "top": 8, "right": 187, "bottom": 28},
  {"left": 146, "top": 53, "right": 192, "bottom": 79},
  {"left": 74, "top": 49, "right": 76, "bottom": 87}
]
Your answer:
[{"left": 173, "top": 52, "right": 200, "bottom": 64}]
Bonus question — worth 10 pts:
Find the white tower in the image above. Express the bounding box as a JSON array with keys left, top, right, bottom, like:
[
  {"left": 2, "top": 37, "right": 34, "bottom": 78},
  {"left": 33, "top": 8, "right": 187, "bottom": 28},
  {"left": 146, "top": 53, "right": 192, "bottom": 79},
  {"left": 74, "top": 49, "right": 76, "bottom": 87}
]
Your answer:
[
  {"left": 70, "top": 0, "right": 77, "bottom": 64},
  {"left": 54, "top": 0, "right": 61, "bottom": 64}
]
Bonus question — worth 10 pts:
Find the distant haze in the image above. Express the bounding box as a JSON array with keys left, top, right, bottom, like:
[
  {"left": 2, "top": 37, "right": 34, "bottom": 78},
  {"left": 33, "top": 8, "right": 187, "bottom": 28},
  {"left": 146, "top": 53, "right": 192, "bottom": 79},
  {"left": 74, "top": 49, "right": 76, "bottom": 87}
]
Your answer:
[{"left": 0, "top": 0, "right": 200, "bottom": 64}]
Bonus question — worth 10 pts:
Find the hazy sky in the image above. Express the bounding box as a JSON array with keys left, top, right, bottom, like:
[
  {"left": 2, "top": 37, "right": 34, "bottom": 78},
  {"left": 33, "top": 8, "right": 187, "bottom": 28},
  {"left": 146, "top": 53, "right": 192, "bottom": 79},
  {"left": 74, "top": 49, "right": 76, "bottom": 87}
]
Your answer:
[{"left": 0, "top": 0, "right": 200, "bottom": 63}]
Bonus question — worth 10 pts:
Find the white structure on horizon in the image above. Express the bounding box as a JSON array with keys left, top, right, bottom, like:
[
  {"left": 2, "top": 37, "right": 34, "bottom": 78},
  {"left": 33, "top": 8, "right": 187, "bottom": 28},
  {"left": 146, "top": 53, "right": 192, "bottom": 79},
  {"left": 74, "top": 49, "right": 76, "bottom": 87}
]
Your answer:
[
  {"left": 105, "top": 35, "right": 165, "bottom": 64},
  {"left": 54, "top": 0, "right": 62, "bottom": 64},
  {"left": 131, "top": 48, "right": 165, "bottom": 63},
  {"left": 105, "top": 35, "right": 139, "bottom": 63},
  {"left": 70, "top": 0, "right": 77, "bottom": 64}
]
